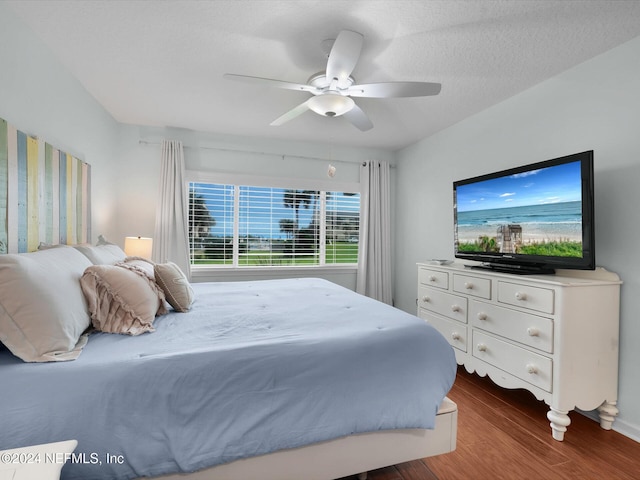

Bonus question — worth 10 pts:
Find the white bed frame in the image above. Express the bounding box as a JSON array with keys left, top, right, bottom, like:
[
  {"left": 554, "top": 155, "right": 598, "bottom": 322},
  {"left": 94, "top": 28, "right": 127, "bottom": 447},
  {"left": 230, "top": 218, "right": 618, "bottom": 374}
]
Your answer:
[
  {"left": 150, "top": 397, "right": 457, "bottom": 480},
  {"left": 0, "top": 399, "right": 455, "bottom": 480}
]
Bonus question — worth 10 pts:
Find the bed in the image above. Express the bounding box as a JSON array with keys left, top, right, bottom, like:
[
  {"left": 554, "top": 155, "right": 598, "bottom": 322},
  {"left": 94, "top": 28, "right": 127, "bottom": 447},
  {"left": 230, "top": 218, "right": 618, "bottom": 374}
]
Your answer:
[{"left": 0, "top": 245, "right": 457, "bottom": 480}]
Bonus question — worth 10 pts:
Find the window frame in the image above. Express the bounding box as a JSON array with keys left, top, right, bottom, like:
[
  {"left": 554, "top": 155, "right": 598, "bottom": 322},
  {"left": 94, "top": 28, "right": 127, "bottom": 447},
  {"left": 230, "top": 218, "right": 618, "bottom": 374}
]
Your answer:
[{"left": 185, "top": 171, "right": 361, "bottom": 273}]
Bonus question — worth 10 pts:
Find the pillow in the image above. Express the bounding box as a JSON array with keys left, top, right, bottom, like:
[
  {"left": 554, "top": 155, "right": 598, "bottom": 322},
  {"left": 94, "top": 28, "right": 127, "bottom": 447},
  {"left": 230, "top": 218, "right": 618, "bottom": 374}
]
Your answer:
[
  {"left": 37, "top": 241, "right": 64, "bottom": 250},
  {"left": 80, "top": 264, "right": 167, "bottom": 335},
  {"left": 74, "top": 243, "right": 127, "bottom": 265},
  {"left": 154, "top": 262, "right": 194, "bottom": 312},
  {"left": 0, "top": 439, "right": 78, "bottom": 480},
  {"left": 0, "top": 246, "right": 92, "bottom": 362},
  {"left": 96, "top": 234, "right": 115, "bottom": 246},
  {"left": 118, "top": 256, "right": 155, "bottom": 280}
]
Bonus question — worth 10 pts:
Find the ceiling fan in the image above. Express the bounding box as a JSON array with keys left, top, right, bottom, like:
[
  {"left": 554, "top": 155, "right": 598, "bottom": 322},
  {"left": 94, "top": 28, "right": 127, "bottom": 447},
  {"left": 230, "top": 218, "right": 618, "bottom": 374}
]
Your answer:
[{"left": 223, "top": 30, "right": 441, "bottom": 132}]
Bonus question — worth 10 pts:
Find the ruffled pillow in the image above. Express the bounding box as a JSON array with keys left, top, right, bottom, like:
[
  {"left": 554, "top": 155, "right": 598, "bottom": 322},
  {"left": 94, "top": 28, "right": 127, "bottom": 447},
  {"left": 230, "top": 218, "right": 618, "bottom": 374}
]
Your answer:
[
  {"left": 80, "top": 263, "right": 167, "bottom": 335},
  {"left": 118, "top": 256, "right": 156, "bottom": 280}
]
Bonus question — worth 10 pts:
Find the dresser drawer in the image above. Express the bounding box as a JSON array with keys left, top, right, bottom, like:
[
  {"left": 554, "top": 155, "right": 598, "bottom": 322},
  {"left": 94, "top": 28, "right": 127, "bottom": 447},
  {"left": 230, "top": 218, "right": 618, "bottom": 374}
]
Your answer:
[
  {"left": 418, "top": 286, "right": 468, "bottom": 323},
  {"left": 453, "top": 274, "right": 491, "bottom": 299},
  {"left": 498, "top": 281, "right": 554, "bottom": 314},
  {"left": 470, "top": 299, "right": 554, "bottom": 353},
  {"left": 418, "top": 268, "right": 449, "bottom": 290},
  {"left": 419, "top": 309, "right": 468, "bottom": 352},
  {"left": 473, "top": 331, "right": 552, "bottom": 393}
]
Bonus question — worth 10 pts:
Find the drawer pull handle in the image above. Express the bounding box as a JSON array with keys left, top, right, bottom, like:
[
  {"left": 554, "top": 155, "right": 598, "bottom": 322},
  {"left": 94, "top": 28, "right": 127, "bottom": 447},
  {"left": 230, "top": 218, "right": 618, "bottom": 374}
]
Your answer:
[
  {"left": 526, "top": 364, "right": 538, "bottom": 374},
  {"left": 477, "top": 312, "right": 488, "bottom": 321},
  {"left": 476, "top": 343, "right": 487, "bottom": 352},
  {"left": 464, "top": 282, "right": 474, "bottom": 290},
  {"left": 422, "top": 296, "right": 431, "bottom": 303},
  {"left": 429, "top": 276, "right": 437, "bottom": 282},
  {"left": 451, "top": 304, "right": 461, "bottom": 312},
  {"left": 451, "top": 332, "right": 461, "bottom": 341},
  {"left": 515, "top": 292, "right": 527, "bottom": 301},
  {"left": 527, "top": 327, "right": 539, "bottom": 337}
]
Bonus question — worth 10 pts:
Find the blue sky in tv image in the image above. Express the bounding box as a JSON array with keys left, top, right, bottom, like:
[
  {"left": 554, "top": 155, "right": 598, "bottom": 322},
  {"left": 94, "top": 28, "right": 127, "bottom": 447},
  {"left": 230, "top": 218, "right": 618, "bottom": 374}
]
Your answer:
[
  {"left": 456, "top": 161, "right": 582, "bottom": 212},
  {"left": 455, "top": 160, "right": 583, "bottom": 244}
]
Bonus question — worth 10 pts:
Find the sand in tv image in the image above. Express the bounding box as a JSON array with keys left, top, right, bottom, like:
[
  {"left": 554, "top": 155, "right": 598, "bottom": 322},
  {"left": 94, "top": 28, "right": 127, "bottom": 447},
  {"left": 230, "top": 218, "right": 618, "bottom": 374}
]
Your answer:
[{"left": 455, "top": 161, "right": 583, "bottom": 258}]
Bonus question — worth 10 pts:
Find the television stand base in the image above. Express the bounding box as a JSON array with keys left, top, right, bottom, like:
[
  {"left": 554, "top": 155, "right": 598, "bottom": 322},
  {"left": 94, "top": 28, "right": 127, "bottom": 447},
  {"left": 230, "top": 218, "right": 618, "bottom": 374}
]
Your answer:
[{"left": 466, "top": 263, "right": 556, "bottom": 275}]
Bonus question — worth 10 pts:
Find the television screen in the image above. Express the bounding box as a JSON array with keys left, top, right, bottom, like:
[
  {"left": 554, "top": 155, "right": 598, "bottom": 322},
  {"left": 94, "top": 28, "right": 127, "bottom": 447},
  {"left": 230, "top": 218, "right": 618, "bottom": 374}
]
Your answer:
[{"left": 453, "top": 151, "right": 595, "bottom": 274}]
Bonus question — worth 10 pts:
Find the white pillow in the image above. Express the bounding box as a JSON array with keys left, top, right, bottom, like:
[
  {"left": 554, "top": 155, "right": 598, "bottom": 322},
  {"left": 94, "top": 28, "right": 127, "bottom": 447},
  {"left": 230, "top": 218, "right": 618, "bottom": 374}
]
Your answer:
[
  {"left": 0, "top": 439, "right": 78, "bottom": 480},
  {"left": 0, "top": 246, "right": 92, "bottom": 362},
  {"left": 73, "top": 243, "right": 127, "bottom": 265},
  {"left": 0, "top": 440, "right": 78, "bottom": 480}
]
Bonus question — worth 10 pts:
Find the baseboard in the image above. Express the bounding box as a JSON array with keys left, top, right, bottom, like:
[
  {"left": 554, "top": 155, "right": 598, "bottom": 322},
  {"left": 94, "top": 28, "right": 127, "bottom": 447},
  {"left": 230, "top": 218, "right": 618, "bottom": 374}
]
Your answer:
[
  {"left": 611, "top": 418, "right": 640, "bottom": 442},
  {"left": 577, "top": 409, "right": 640, "bottom": 443}
]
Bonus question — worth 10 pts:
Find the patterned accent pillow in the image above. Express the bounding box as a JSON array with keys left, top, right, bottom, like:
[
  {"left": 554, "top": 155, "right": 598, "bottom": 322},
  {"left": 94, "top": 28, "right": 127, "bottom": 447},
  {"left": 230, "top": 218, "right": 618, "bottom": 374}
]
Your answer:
[{"left": 154, "top": 262, "right": 194, "bottom": 312}]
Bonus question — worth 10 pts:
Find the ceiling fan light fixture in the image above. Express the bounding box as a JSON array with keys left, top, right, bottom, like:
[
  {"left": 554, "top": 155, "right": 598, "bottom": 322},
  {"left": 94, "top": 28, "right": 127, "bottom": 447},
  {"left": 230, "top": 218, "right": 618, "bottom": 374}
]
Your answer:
[{"left": 308, "top": 93, "right": 354, "bottom": 118}]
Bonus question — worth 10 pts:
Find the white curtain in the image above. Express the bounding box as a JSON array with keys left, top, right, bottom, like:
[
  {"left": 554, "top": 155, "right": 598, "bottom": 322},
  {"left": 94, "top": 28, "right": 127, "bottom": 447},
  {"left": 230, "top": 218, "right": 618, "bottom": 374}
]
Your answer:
[
  {"left": 356, "top": 160, "right": 392, "bottom": 304},
  {"left": 153, "top": 140, "right": 191, "bottom": 280}
]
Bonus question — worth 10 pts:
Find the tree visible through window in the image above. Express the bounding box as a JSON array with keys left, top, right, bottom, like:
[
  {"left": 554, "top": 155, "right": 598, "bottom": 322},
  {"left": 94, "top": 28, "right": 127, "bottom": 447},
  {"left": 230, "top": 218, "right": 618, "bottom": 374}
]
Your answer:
[{"left": 188, "top": 182, "right": 360, "bottom": 267}]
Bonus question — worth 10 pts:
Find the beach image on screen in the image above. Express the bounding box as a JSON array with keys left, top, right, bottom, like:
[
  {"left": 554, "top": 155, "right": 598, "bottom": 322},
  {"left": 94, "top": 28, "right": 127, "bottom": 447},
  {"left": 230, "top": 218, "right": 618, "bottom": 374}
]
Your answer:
[{"left": 455, "top": 161, "right": 583, "bottom": 258}]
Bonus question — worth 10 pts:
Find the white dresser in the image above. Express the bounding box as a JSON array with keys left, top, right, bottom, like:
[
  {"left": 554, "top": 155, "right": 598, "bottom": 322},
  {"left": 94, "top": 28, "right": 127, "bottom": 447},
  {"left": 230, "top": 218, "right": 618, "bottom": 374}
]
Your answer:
[{"left": 417, "top": 262, "right": 621, "bottom": 441}]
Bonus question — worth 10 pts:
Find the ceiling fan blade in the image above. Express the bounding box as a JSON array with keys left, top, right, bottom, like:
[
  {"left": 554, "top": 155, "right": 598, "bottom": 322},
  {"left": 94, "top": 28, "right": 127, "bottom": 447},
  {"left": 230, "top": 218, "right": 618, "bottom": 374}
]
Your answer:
[
  {"left": 326, "top": 30, "right": 363, "bottom": 87},
  {"left": 224, "top": 74, "right": 319, "bottom": 94},
  {"left": 346, "top": 81, "right": 442, "bottom": 98},
  {"left": 270, "top": 100, "right": 311, "bottom": 126},
  {"left": 342, "top": 104, "right": 373, "bottom": 132}
]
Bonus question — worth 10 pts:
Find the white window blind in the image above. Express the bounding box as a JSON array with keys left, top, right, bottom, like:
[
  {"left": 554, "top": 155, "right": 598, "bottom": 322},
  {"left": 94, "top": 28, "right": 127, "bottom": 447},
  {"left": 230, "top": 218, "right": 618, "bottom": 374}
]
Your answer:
[
  {"left": 325, "top": 191, "right": 360, "bottom": 264},
  {"left": 188, "top": 181, "right": 360, "bottom": 267},
  {"left": 189, "top": 183, "right": 234, "bottom": 265}
]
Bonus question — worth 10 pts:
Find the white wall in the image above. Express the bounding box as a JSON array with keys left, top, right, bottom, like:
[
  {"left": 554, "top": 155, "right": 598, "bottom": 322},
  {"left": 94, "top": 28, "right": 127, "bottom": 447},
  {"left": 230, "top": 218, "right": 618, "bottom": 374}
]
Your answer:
[
  {"left": 394, "top": 35, "right": 640, "bottom": 440},
  {"left": 0, "top": 2, "right": 121, "bottom": 240}
]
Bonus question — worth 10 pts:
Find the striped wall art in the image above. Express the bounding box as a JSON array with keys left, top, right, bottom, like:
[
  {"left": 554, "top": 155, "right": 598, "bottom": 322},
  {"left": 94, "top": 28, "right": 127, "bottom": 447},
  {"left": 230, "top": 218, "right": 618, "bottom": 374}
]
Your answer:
[{"left": 0, "top": 117, "right": 91, "bottom": 254}]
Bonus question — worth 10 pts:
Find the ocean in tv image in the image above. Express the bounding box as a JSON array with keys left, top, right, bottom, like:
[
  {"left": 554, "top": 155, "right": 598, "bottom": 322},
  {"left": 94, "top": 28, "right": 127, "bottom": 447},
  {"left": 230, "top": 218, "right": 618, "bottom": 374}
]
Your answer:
[{"left": 455, "top": 161, "right": 584, "bottom": 258}]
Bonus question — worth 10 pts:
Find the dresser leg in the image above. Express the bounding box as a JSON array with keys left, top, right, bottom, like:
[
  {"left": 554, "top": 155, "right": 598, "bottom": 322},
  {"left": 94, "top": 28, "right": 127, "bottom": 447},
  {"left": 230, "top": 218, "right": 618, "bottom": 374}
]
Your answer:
[
  {"left": 597, "top": 401, "right": 618, "bottom": 430},
  {"left": 547, "top": 408, "right": 571, "bottom": 441}
]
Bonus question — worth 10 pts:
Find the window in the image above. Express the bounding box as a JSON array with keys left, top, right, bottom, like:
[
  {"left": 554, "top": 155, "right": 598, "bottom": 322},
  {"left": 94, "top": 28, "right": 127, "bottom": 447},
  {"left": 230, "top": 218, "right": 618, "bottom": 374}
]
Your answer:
[{"left": 188, "top": 181, "right": 360, "bottom": 267}]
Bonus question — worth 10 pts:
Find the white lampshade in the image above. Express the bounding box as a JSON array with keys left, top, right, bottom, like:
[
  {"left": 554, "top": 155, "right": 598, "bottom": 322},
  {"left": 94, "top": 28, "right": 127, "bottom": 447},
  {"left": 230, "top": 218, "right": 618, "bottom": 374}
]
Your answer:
[
  {"left": 308, "top": 93, "right": 354, "bottom": 117},
  {"left": 124, "top": 236, "right": 153, "bottom": 259}
]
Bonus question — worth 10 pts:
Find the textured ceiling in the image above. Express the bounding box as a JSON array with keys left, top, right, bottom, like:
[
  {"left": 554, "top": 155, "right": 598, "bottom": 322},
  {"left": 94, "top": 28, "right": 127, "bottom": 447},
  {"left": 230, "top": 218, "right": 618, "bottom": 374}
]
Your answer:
[{"left": 6, "top": 0, "right": 640, "bottom": 151}]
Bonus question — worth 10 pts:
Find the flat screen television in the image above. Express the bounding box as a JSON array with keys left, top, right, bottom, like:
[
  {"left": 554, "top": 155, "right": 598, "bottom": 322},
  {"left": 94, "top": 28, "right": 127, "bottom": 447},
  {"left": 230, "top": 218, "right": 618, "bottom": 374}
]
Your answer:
[{"left": 453, "top": 150, "right": 595, "bottom": 274}]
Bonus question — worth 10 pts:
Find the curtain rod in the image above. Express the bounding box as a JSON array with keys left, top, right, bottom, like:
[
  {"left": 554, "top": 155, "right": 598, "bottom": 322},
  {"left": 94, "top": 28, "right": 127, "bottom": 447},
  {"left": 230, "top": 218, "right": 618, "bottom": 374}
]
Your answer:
[{"left": 138, "top": 139, "right": 394, "bottom": 167}]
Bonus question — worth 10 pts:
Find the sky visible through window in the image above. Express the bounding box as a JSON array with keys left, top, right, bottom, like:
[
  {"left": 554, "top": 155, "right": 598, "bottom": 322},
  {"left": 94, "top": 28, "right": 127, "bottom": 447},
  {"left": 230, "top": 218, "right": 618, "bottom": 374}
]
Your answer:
[{"left": 191, "top": 183, "right": 360, "bottom": 240}]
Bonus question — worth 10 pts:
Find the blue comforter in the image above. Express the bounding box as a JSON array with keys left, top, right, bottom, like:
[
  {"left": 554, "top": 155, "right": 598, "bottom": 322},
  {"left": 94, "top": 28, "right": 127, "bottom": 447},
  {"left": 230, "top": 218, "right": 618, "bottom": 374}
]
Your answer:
[{"left": 0, "top": 278, "right": 456, "bottom": 480}]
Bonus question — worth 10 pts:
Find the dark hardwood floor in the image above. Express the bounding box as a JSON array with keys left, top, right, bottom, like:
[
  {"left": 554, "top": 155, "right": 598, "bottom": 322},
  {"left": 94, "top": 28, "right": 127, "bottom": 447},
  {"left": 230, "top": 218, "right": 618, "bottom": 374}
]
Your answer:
[{"left": 346, "top": 367, "right": 640, "bottom": 480}]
